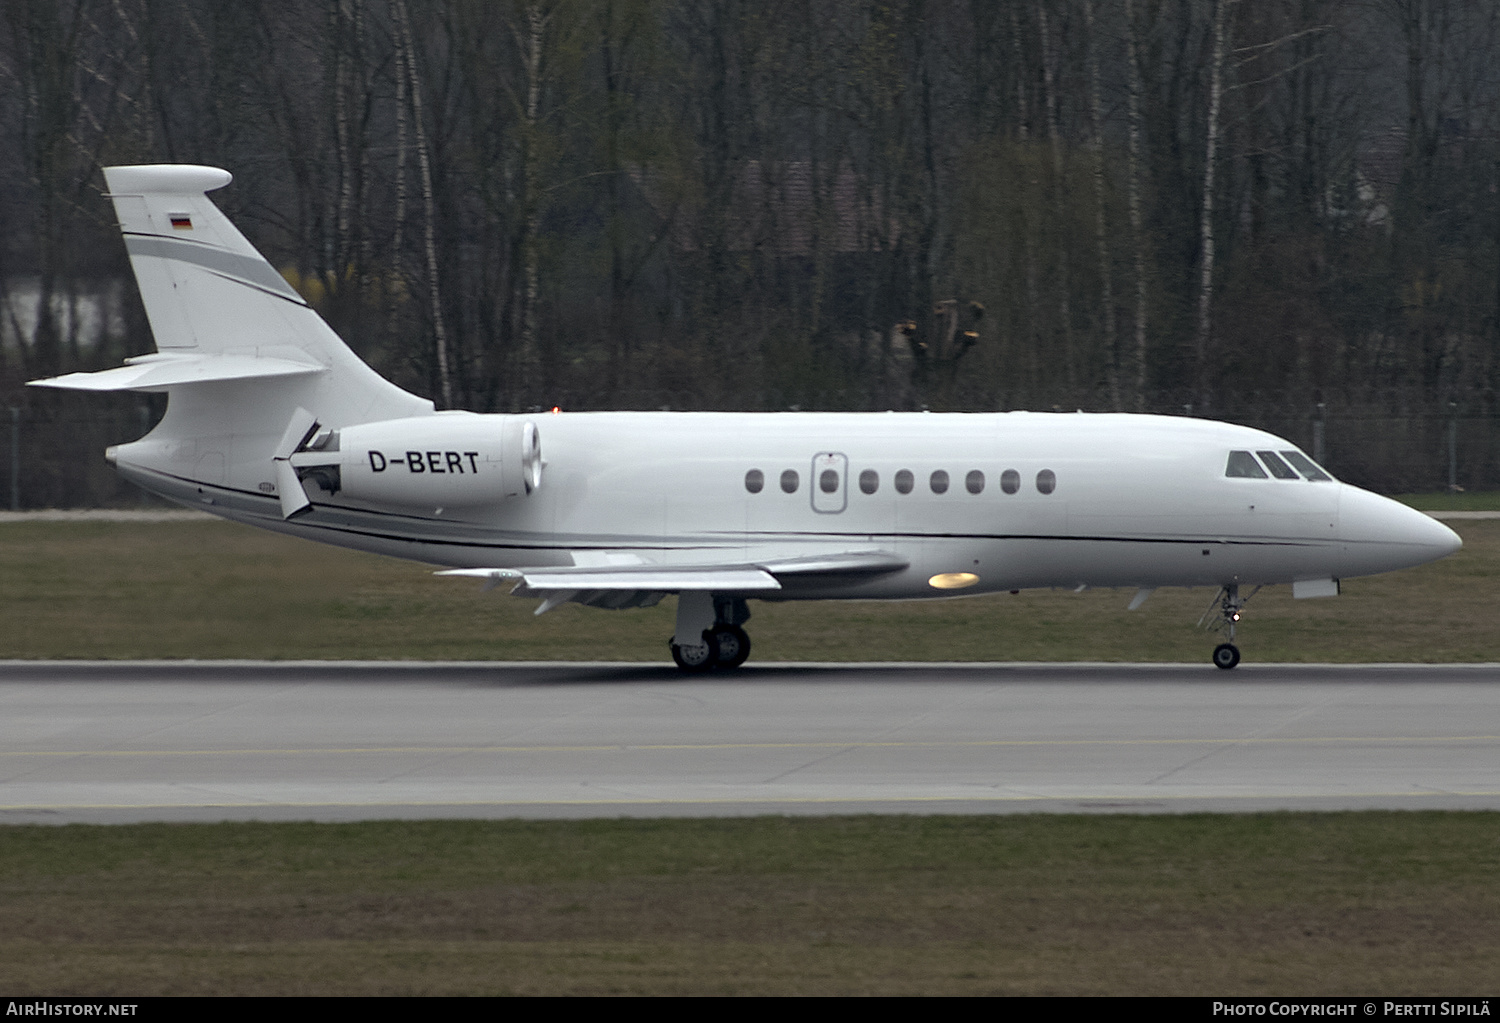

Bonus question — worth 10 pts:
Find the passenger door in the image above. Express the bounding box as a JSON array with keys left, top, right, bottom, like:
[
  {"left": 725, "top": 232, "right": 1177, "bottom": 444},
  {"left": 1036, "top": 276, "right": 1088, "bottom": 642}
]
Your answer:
[{"left": 810, "top": 452, "right": 848, "bottom": 513}]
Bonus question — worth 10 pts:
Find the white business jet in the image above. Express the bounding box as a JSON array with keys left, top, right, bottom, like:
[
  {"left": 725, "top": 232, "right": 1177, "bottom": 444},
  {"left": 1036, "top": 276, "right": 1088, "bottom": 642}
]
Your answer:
[{"left": 30, "top": 165, "right": 1462, "bottom": 670}]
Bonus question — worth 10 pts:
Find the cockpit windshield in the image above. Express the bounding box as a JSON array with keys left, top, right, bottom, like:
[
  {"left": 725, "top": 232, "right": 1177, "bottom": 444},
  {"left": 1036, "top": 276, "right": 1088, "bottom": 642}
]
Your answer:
[
  {"left": 1225, "top": 450, "right": 1268, "bottom": 478},
  {"left": 1225, "top": 449, "right": 1335, "bottom": 481},
  {"left": 1257, "top": 450, "right": 1299, "bottom": 479},
  {"left": 1279, "top": 450, "right": 1333, "bottom": 481}
]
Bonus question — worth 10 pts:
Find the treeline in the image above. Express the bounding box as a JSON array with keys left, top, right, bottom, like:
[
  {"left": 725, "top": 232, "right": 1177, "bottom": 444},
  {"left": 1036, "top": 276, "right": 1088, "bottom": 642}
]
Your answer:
[{"left": 2, "top": 0, "right": 1499, "bottom": 500}]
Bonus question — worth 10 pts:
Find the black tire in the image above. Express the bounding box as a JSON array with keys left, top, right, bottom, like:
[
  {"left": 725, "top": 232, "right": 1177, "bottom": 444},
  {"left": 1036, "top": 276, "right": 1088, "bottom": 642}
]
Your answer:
[
  {"left": 710, "top": 624, "right": 751, "bottom": 669},
  {"left": 1212, "top": 643, "right": 1241, "bottom": 670},
  {"left": 671, "top": 632, "right": 719, "bottom": 672}
]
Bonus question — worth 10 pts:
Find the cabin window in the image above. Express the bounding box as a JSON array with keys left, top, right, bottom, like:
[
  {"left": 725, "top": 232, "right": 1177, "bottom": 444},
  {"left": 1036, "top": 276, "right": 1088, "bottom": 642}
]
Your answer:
[
  {"left": 1280, "top": 450, "right": 1333, "bottom": 481},
  {"left": 1257, "top": 451, "right": 1299, "bottom": 479},
  {"left": 1000, "top": 469, "right": 1020, "bottom": 494},
  {"left": 859, "top": 469, "right": 879, "bottom": 494},
  {"left": 966, "top": 470, "right": 985, "bottom": 494},
  {"left": 745, "top": 469, "right": 764, "bottom": 493},
  {"left": 930, "top": 470, "right": 950, "bottom": 494},
  {"left": 1036, "top": 469, "right": 1056, "bottom": 494},
  {"left": 895, "top": 469, "right": 914, "bottom": 494},
  {"left": 819, "top": 468, "right": 840, "bottom": 494},
  {"left": 780, "top": 469, "right": 799, "bottom": 493},
  {"left": 1226, "top": 450, "right": 1268, "bottom": 478}
]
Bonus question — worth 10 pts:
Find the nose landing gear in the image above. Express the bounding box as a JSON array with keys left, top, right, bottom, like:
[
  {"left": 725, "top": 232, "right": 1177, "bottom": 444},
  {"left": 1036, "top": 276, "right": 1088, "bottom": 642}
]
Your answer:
[
  {"left": 1212, "top": 642, "right": 1241, "bottom": 670},
  {"left": 1200, "top": 584, "right": 1260, "bottom": 669}
]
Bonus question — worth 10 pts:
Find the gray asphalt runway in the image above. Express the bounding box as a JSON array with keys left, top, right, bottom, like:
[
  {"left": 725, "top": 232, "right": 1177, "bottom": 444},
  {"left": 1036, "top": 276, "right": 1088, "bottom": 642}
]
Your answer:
[{"left": 1, "top": 661, "right": 1497, "bottom": 824}]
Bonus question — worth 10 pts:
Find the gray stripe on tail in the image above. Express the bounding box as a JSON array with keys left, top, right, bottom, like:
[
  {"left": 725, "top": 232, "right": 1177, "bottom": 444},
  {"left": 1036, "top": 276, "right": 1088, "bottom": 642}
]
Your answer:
[{"left": 124, "top": 234, "right": 307, "bottom": 305}]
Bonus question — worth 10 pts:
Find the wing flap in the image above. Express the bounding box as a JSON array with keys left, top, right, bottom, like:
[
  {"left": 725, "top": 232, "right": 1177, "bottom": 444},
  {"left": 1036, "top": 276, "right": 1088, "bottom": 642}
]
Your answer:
[
  {"left": 438, "top": 549, "right": 904, "bottom": 615},
  {"left": 438, "top": 566, "right": 781, "bottom": 592},
  {"left": 438, "top": 549, "right": 906, "bottom": 594}
]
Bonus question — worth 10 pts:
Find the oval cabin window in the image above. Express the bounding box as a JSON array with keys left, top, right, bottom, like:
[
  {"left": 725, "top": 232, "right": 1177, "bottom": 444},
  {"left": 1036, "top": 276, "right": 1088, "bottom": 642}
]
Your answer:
[
  {"left": 859, "top": 469, "right": 879, "bottom": 494},
  {"left": 780, "top": 469, "right": 799, "bottom": 493},
  {"left": 1000, "top": 469, "right": 1020, "bottom": 494},
  {"left": 745, "top": 469, "right": 764, "bottom": 493},
  {"left": 895, "top": 469, "right": 914, "bottom": 494},
  {"left": 966, "top": 470, "right": 985, "bottom": 494},
  {"left": 820, "top": 469, "right": 839, "bottom": 494},
  {"left": 930, "top": 470, "right": 949, "bottom": 494},
  {"left": 1036, "top": 469, "right": 1056, "bottom": 494}
]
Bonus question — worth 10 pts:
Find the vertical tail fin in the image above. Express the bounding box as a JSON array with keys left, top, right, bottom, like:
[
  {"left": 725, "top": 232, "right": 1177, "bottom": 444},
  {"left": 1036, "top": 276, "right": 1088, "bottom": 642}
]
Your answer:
[
  {"left": 94, "top": 164, "right": 429, "bottom": 424},
  {"left": 104, "top": 165, "right": 302, "bottom": 351},
  {"left": 28, "top": 164, "right": 432, "bottom": 514}
]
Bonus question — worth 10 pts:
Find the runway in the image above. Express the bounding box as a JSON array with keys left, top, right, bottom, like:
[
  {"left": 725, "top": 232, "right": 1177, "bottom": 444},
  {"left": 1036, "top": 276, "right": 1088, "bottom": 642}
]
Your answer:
[{"left": 1, "top": 661, "right": 1497, "bottom": 824}]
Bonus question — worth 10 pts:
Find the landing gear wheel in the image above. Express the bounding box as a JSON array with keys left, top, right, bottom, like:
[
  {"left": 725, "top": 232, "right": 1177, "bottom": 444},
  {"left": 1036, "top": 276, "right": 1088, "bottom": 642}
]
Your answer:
[
  {"left": 1212, "top": 643, "right": 1241, "bottom": 670},
  {"left": 671, "top": 632, "right": 719, "bottom": 672},
  {"left": 709, "top": 624, "right": 751, "bottom": 669}
]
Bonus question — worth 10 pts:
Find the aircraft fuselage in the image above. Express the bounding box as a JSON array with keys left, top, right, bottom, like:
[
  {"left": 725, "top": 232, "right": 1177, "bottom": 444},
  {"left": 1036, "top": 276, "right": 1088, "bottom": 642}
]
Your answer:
[{"left": 109, "top": 407, "right": 1458, "bottom": 602}]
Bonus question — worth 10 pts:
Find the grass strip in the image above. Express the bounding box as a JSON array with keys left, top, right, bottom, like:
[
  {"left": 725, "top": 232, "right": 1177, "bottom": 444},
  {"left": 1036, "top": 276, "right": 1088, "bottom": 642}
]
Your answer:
[
  {"left": 1, "top": 813, "right": 1497, "bottom": 995},
  {"left": 1395, "top": 491, "right": 1500, "bottom": 511},
  {"left": 0, "top": 518, "right": 1495, "bottom": 661}
]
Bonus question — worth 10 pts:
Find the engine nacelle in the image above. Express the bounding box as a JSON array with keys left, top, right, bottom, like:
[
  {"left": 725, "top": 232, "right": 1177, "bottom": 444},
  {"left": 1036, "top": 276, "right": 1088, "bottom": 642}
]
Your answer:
[{"left": 290, "top": 414, "right": 541, "bottom": 509}]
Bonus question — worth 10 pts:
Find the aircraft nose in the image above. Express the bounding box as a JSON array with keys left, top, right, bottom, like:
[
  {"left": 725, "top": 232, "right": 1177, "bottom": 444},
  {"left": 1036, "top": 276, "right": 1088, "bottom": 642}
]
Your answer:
[{"left": 1337, "top": 485, "right": 1462, "bottom": 576}]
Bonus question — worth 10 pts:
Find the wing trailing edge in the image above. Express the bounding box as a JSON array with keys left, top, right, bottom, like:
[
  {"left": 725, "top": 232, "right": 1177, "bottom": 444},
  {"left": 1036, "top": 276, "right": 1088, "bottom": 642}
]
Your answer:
[
  {"left": 436, "top": 550, "right": 908, "bottom": 612},
  {"left": 438, "top": 566, "right": 783, "bottom": 593}
]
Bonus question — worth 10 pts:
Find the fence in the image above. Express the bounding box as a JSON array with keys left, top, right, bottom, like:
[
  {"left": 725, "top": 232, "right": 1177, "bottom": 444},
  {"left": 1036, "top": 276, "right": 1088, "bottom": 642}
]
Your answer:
[
  {"left": 1, "top": 393, "right": 1497, "bottom": 509},
  {"left": 1225, "top": 405, "right": 1500, "bottom": 496},
  {"left": 2, "top": 393, "right": 166, "bottom": 510}
]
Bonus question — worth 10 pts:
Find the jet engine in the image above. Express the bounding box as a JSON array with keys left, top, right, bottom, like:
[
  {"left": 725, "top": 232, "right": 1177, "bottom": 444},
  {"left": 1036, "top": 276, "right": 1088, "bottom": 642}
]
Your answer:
[{"left": 283, "top": 413, "right": 541, "bottom": 514}]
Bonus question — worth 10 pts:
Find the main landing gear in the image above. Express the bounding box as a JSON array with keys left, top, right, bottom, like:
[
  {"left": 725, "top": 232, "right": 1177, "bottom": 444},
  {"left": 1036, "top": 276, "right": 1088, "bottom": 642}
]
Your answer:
[
  {"left": 1200, "top": 584, "right": 1260, "bottom": 669},
  {"left": 669, "top": 593, "right": 752, "bottom": 672}
]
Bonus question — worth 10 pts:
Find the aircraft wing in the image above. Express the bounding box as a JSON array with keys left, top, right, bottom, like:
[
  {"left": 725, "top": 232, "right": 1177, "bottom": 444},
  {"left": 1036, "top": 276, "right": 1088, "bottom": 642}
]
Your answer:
[
  {"left": 437, "top": 549, "right": 908, "bottom": 613},
  {"left": 439, "top": 565, "right": 782, "bottom": 592}
]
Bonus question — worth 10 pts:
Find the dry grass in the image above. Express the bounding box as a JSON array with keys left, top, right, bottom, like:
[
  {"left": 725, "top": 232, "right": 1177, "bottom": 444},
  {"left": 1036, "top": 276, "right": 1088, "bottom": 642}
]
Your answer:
[
  {"left": 0, "top": 518, "right": 1494, "bottom": 662},
  {"left": 0, "top": 814, "right": 1496, "bottom": 995}
]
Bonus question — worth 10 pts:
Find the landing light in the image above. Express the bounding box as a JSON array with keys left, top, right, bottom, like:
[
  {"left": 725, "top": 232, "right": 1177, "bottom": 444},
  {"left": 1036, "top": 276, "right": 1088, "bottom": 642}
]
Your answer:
[{"left": 928, "top": 572, "right": 979, "bottom": 590}]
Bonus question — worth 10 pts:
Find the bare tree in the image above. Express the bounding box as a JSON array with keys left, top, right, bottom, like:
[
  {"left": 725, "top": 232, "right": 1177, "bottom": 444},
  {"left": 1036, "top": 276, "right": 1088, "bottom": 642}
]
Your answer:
[
  {"left": 1084, "top": 0, "right": 1120, "bottom": 410},
  {"left": 1123, "top": 0, "right": 1151, "bottom": 410},
  {"left": 391, "top": 0, "right": 452, "bottom": 408},
  {"left": 1193, "top": 0, "right": 1233, "bottom": 411}
]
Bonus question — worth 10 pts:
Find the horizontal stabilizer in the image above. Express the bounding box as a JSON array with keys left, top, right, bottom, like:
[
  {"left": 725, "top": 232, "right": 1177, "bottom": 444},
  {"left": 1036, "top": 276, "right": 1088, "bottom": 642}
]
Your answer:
[{"left": 28, "top": 353, "right": 323, "bottom": 393}]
